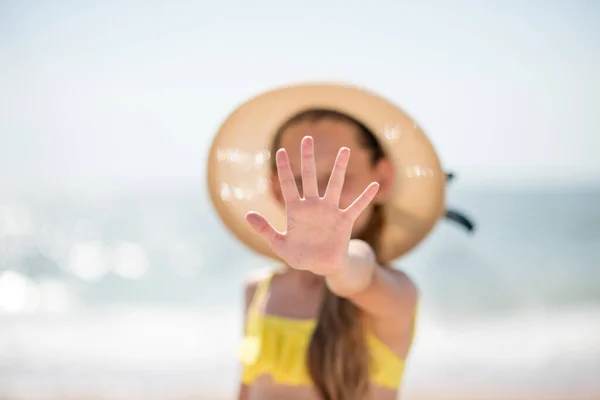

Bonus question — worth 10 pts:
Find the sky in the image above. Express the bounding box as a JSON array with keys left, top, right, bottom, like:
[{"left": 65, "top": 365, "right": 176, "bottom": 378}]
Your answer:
[{"left": 0, "top": 0, "right": 599, "bottom": 188}]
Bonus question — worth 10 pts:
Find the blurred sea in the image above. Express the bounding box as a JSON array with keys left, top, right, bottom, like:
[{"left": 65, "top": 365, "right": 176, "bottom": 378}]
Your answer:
[{"left": 0, "top": 182, "right": 599, "bottom": 399}]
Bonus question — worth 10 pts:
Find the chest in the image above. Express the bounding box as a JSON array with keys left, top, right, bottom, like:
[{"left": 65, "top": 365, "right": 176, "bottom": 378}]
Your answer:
[{"left": 262, "top": 280, "right": 324, "bottom": 320}]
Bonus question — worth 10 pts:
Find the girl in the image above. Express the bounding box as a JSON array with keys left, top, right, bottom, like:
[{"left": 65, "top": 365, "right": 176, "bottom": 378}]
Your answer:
[{"left": 207, "top": 84, "right": 474, "bottom": 400}]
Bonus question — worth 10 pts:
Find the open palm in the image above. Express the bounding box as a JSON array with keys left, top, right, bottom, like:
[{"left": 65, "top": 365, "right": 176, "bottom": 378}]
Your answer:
[{"left": 245, "top": 136, "right": 379, "bottom": 276}]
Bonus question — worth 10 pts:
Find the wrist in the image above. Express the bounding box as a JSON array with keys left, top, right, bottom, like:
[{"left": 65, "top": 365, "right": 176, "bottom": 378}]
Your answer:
[{"left": 325, "top": 239, "right": 377, "bottom": 297}]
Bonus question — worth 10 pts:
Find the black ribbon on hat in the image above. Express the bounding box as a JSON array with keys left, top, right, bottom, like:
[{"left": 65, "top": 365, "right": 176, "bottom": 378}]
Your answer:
[{"left": 444, "top": 172, "right": 476, "bottom": 233}]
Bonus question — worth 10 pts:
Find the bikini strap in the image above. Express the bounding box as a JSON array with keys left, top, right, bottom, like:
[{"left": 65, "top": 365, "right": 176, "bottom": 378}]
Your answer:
[
  {"left": 245, "top": 270, "right": 275, "bottom": 335},
  {"left": 249, "top": 272, "right": 273, "bottom": 315}
]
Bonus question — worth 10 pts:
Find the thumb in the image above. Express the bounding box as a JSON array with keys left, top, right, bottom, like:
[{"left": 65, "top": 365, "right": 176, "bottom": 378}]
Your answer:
[{"left": 245, "top": 211, "right": 284, "bottom": 250}]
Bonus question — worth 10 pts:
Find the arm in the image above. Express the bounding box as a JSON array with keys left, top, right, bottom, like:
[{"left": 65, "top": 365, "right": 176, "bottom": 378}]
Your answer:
[
  {"left": 237, "top": 280, "right": 257, "bottom": 400},
  {"left": 325, "top": 239, "right": 417, "bottom": 327}
]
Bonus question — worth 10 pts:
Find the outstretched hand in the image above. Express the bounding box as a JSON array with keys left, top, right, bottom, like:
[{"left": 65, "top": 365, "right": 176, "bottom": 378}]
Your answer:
[{"left": 245, "top": 136, "right": 380, "bottom": 276}]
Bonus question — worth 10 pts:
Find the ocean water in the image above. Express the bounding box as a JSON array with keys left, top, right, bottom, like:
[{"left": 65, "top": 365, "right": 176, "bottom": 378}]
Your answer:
[{"left": 0, "top": 182, "right": 599, "bottom": 399}]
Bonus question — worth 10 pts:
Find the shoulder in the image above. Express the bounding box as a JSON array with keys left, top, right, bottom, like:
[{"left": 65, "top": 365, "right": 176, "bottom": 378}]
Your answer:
[
  {"left": 387, "top": 267, "right": 417, "bottom": 288},
  {"left": 243, "top": 270, "right": 266, "bottom": 309},
  {"left": 243, "top": 265, "right": 285, "bottom": 310},
  {"left": 385, "top": 267, "right": 419, "bottom": 305},
  {"left": 375, "top": 267, "right": 419, "bottom": 333}
]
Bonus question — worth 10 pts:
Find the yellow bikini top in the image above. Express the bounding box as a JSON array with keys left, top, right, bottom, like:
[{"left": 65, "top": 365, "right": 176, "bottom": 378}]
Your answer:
[{"left": 239, "top": 271, "right": 415, "bottom": 389}]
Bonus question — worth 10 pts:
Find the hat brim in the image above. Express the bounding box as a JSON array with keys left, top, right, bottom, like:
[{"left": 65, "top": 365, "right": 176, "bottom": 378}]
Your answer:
[{"left": 207, "top": 83, "right": 446, "bottom": 263}]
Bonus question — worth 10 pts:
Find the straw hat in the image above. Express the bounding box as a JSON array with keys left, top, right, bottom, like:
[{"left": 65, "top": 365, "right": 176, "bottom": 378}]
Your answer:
[{"left": 206, "top": 83, "right": 448, "bottom": 263}]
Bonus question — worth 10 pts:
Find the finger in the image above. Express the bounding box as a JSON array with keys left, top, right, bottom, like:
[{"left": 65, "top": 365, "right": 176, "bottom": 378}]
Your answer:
[
  {"left": 343, "top": 182, "right": 380, "bottom": 221},
  {"left": 275, "top": 148, "right": 300, "bottom": 203},
  {"left": 300, "top": 136, "right": 319, "bottom": 198},
  {"left": 324, "top": 147, "right": 350, "bottom": 205},
  {"left": 246, "top": 211, "right": 285, "bottom": 250}
]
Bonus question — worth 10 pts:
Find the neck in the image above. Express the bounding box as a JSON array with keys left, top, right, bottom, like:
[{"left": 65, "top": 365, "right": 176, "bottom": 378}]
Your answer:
[{"left": 284, "top": 267, "right": 323, "bottom": 288}]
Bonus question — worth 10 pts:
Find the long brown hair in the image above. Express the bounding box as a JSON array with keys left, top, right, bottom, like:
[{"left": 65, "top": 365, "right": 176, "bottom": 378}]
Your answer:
[{"left": 271, "top": 109, "right": 387, "bottom": 400}]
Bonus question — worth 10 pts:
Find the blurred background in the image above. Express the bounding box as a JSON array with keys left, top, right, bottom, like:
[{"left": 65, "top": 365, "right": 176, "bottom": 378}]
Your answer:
[{"left": 1, "top": 1, "right": 599, "bottom": 399}]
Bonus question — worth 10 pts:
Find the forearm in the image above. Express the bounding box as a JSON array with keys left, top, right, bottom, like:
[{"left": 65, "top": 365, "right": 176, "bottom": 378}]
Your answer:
[
  {"left": 325, "top": 239, "right": 378, "bottom": 297},
  {"left": 325, "top": 239, "right": 417, "bottom": 320}
]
